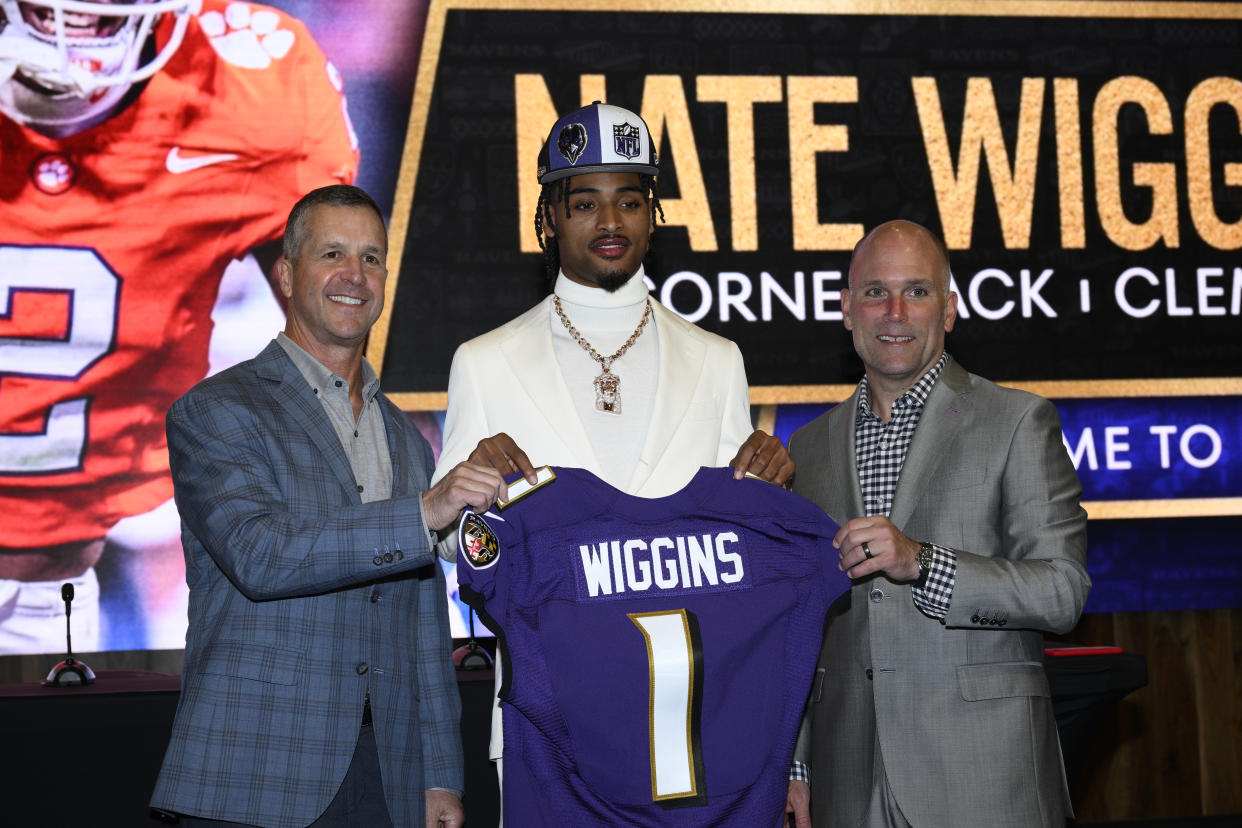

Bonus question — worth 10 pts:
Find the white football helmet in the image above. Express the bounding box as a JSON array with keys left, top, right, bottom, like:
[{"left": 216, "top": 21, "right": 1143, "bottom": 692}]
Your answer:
[{"left": 0, "top": 0, "right": 200, "bottom": 136}]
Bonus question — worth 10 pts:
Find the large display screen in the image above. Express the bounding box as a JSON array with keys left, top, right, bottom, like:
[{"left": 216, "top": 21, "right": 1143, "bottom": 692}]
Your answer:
[{"left": 2, "top": 1, "right": 1238, "bottom": 655}]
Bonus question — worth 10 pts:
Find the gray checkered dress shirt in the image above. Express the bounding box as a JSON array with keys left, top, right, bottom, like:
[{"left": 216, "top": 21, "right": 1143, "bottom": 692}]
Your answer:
[{"left": 855, "top": 354, "right": 956, "bottom": 616}]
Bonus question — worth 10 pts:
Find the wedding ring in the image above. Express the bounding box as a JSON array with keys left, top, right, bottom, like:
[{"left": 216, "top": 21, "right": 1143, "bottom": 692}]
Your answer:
[{"left": 862, "top": 541, "right": 873, "bottom": 559}]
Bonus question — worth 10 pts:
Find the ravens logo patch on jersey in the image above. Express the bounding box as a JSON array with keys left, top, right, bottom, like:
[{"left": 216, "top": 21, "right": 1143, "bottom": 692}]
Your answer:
[{"left": 459, "top": 511, "right": 500, "bottom": 568}]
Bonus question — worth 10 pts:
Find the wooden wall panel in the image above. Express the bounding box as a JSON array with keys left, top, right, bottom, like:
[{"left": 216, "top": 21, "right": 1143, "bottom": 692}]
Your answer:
[
  {"left": 1066, "top": 608, "right": 1242, "bottom": 822},
  {"left": 1194, "top": 609, "right": 1241, "bottom": 814}
]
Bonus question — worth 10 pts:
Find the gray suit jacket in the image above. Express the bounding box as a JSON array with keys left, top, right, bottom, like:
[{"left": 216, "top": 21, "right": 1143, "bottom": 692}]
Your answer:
[
  {"left": 791, "top": 356, "right": 1089, "bottom": 828},
  {"left": 151, "top": 341, "right": 462, "bottom": 828}
]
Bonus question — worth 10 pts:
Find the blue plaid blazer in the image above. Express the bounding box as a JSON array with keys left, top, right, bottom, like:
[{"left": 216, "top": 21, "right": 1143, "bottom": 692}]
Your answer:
[{"left": 151, "top": 341, "right": 462, "bottom": 827}]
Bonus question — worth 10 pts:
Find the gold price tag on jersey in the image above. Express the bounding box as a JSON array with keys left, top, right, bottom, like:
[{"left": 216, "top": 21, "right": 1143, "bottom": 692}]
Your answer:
[{"left": 497, "top": 465, "right": 556, "bottom": 510}]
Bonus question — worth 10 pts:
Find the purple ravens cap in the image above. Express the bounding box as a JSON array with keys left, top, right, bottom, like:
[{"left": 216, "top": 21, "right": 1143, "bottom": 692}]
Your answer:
[{"left": 537, "top": 101, "right": 659, "bottom": 184}]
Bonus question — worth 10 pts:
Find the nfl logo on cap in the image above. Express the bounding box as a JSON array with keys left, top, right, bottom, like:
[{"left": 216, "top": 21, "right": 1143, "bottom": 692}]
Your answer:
[
  {"left": 613, "top": 122, "right": 641, "bottom": 159},
  {"left": 537, "top": 101, "right": 658, "bottom": 184}
]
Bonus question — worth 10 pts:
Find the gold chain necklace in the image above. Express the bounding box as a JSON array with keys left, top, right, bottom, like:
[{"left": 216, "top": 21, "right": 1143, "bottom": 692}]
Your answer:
[{"left": 553, "top": 296, "right": 652, "bottom": 415}]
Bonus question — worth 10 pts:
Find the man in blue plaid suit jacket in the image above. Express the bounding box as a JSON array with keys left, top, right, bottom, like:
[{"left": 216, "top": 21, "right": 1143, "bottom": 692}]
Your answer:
[{"left": 151, "top": 186, "right": 505, "bottom": 828}]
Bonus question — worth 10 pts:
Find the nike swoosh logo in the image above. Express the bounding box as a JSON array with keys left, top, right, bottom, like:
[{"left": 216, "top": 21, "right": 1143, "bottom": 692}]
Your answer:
[{"left": 165, "top": 146, "right": 239, "bottom": 174}]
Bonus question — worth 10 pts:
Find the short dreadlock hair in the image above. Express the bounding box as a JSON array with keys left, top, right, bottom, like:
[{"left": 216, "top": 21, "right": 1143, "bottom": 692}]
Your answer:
[{"left": 533, "top": 173, "right": 665, "bottom": 285}]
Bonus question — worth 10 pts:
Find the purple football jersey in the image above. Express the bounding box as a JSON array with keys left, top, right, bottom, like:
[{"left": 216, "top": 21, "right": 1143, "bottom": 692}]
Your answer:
[{"left": 458, "top": 466, "right": 847, "bottom": 826}]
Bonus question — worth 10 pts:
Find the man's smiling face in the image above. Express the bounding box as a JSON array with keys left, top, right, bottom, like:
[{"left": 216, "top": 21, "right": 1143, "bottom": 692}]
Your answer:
[
  {"left": 842, "top": 221, "right": 958, "bottom": 400},
  {"left": 279, "top": 203, "right": 387, "bottom": 358}
]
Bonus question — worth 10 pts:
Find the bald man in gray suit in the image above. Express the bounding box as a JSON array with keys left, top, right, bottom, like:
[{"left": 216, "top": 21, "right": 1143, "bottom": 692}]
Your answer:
[{"left": 785, "top": 220, "right": 1090, "bottom": 828}]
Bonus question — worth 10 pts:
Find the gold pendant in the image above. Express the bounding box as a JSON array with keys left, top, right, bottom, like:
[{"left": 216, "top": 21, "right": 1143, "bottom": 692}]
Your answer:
[{"left": 594, "top": 366, "right": 621, "bottom": 414}]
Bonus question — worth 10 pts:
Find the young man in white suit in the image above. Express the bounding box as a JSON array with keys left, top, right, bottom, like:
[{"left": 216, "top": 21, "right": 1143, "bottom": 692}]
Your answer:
[
  {"left": 785, "top": 220, "right": 1090, "bottom": 828},
  {"left": 431, "top": 102, "right": 793, "bottom": 819}
]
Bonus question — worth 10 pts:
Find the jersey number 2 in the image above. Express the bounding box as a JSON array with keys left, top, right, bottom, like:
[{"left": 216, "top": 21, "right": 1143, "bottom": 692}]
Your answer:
[
  {"left": 629, "top": 609, "right": 708, "bottom": 807},
  {"left": 0, "top": 246, "right": 119, "bottom": 474}
]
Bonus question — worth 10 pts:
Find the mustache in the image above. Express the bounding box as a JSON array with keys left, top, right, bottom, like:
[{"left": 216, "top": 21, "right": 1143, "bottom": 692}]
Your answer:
[{"left": 590, "top": 234, "right": 630, "bottom": 246}]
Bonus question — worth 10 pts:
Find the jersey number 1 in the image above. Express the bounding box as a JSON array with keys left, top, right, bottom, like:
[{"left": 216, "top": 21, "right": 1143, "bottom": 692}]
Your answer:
[{"left": 629, "top": 609, "right": 708, "bottom": 808}]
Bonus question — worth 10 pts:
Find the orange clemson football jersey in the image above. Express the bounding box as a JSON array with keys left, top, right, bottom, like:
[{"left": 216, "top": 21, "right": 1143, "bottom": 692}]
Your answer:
[{"left": 0, "top": 0, "right": 358, "bottom": 546}]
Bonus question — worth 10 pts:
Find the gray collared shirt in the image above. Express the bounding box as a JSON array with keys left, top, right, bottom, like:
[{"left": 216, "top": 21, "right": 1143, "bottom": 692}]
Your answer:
[
  {"left": 277, "top": 335, "right": 459, "bottom": 798},
  {"left": 277, "top": 333, "right": 392, "bottom": 503}
]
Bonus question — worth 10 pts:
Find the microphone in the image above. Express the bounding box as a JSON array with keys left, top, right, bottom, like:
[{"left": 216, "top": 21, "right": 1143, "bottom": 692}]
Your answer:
[{"left": 42, "top": 582, "right": 95, "bottom": 687}]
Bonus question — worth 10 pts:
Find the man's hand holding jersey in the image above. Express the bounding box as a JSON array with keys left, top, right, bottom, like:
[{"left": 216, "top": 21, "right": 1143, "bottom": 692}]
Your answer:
[
  {"left": 467, "top": 432, "right": 540, "bottom": 499},
  {"left": 729, "top": 429, "right": 795, "bottom": 486},
  {"left": 422, "top": 462, "right": 506, "bottom": 532}
]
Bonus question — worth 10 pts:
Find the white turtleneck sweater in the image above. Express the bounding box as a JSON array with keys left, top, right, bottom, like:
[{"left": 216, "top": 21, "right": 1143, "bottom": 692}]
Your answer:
[{"left": 549, "top": 268, "right": 659, "bottom": 491}]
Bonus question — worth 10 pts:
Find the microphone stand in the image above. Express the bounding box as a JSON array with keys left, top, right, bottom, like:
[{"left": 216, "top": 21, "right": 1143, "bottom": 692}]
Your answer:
[
  {"left": 452, "top": 609, "right": 493, "bottom": 671},
  {"left": 43, "top": 583, "right": 96, "bottom": 687}
]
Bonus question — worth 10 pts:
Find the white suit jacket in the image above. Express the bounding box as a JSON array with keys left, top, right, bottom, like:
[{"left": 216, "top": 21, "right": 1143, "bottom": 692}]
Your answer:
[{"left": 433, "top": 294, "right": 753, "bottom": 496}]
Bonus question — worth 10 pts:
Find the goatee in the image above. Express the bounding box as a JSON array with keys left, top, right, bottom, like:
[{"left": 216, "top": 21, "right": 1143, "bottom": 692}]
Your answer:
[{"left": 597, "top": 270, "right": 633, "bottom": 293}]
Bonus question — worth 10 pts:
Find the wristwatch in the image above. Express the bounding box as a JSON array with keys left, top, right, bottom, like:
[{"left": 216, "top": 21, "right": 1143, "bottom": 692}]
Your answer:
[{"left": 915, "top": 542, "right": 934, "bottom": 583}]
